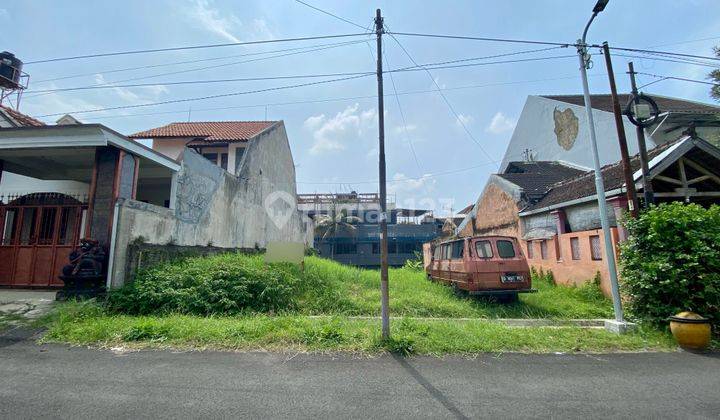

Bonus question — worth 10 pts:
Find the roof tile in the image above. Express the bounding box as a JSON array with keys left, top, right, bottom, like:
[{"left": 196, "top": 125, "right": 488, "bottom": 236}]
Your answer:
[
  {"left": 0, "top": 105, "right": 45, "bottom": 127},
  {"left": 129, "top": 121, "right": 277, "bottom": 143}
]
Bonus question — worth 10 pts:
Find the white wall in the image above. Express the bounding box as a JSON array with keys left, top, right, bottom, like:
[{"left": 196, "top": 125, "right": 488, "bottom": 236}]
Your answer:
[{"left": 499, "top": 96, "right": 657, "bottom": 172}]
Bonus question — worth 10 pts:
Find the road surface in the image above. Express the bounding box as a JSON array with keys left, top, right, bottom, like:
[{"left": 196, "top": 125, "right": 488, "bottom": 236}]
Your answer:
[{"left": 1, "top": 331, "right": 718, "bottom": 419}]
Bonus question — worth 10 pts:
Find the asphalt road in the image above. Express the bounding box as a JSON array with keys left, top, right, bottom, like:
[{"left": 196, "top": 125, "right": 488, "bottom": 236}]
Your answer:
[{"left": 1, "top": 331, "right": 718, "bottom": 419}]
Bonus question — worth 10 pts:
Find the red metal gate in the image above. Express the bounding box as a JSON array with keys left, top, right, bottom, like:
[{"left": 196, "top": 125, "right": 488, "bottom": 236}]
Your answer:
[{"left": 0, "top": 193, "right": 87, "bottom": 288}]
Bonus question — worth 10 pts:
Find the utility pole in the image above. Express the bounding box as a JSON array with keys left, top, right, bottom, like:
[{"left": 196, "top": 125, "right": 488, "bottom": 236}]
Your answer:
[
  {"left": 577, "top": 0, "right": 626, "bottom": 328},
  {"left": 627, "top": 62, "right": 655, "bottom": 207},
  {"left": 375, "top": 8, "right": 390, "bottom": 340},
  {"left": 602, "top": 42, "right": 638, "bottom": 217}
]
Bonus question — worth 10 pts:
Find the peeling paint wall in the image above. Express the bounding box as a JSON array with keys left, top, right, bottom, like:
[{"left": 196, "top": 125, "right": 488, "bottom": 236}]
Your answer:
[
  {"left": 109, "top": 122, "right": 312, "bottom": 287},
  {"left": 458, "top": 175, "right": 523, "bottom": 238}
]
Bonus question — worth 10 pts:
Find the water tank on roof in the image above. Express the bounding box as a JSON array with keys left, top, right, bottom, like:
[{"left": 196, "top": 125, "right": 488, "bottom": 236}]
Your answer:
[{"left": 0, "top": 52, "right": 23, "bottom": 89}]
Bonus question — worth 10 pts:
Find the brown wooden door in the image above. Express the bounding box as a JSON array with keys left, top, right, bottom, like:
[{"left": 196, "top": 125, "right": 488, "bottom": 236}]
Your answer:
[{"left": 0, "top": 197, "right": 85, "bottom": 287}]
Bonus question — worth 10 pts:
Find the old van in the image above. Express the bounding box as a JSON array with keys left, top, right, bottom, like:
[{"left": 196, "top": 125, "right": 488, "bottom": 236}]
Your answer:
[{"left": 427, "top": 236, "right": 534, "bottom": 301}]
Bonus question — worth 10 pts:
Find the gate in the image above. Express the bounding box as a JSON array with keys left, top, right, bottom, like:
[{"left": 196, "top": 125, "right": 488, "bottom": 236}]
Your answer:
[{"left": 0, "top": 193, "right": 87, "bottom": 287}]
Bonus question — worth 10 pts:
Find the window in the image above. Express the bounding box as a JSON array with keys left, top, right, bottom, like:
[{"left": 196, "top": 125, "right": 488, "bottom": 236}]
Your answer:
[
  {"left": 527, "top": 241, "right": 534, "bottom": 259},
  {"left": 398, "top": 242, "right": 419, "bottom": 254},
  {"left": 590, "top": 235, "right": 602, "bottom": 260},
  {"left": 335, "top": 243, "right": 357, "bottom": 255},
  {"left": 497, "top": 240, "right": 516, "bottom": 258},
  {"left": 443, "top": 244, "right": 452, "bottom": 259},
  {"left": 220, "top": 153, "right": 228, "bottom": 170},
  {"left": 570, "top": 237, "right": 581, "bottom": 260},
  {"left": 388, "top": 241, "right": 398, "bottom": 254},
  {"left": 475, "top": 240, "right": 493, "bottom": 258},
  {"left": 540, "top": 240, "right": 548, "bottom": 260},
  {"left": 451, "top": 241, "right": 464, "bottom": 259},
  {"left": 202, "top": 153, "right": 218, "bottom": 164},
  {"left": 372, "top": 242, "right": 380, "bottom": 254},
  {"left": 433, "top": 245, "right": 442, "bottom": 260},
  {"left": 1, "top": 209, "right": 18, "bottom": 245}
]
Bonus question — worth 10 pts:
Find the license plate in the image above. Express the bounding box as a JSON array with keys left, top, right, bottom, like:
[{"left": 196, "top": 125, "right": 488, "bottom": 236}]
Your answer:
[{"left": 501, "top": 274, "right": 524, "bottom": 283}]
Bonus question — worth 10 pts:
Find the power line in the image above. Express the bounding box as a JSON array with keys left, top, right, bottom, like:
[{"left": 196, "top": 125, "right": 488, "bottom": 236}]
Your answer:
[
  {"left": 386, "top": 27, "right": 495, "bottom": 162},
  {"left": 381, "top": 45, "right": 423, "bottom": 173},
  {"left": 76, "top": 73, "right": 601, "bottom": 122},
  {"left": 25, "top": 71, "right": 376, "bottom": 94},
  {"left": 635, "top": 72, "right": 720, "bottom": 88},
  {"left": 25, "top": 47, "right": 572, "bottom": 95},
  {"left": 387, "top": 31, "right": 571, "bottom": 47},
  {"left": 32, "top": 39, "right": 373, "bottom": 84},
  {"left": 604, "top": 52, "right": 718, "bottom": 68},
  {"left": 388, "top": 31, "right": 720, "bottom": 62},
  {"left": 33, "top": 73, "right": 374, "bottom": 117},
  {"left": 24, "top": 39, "right": 369, "bottom": 99},
  {"left": 294, "top": 0, "right": 368, "bottom": 31},
  {"left": 24, "top": 33, "right": 370, "bottom": 65}
]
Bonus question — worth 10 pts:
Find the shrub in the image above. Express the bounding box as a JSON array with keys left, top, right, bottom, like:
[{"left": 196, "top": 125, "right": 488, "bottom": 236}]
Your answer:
[
  {"left": 108, "top": 253, "right": 300, "bottom": 315},
  {"left": 402, "top": 251, "right": 424, "bottom": 271},
  {"left": 620, "top": 203, "right": 720, "bottom": 330}
]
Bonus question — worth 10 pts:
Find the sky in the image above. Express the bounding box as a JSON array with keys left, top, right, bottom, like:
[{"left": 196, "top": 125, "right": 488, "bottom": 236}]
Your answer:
[{"left": 2, "top": 0, "right": 719, "bottom": 215}]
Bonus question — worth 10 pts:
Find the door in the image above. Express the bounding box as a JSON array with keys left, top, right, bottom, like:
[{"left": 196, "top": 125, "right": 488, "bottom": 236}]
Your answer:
[{"left": 0, "top": 194, "right": 86, "bottom": 287}]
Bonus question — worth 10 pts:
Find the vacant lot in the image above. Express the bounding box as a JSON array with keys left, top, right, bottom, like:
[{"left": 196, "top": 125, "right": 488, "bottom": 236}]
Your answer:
[{"left": 40, "top": 255, "right": 676, "bottom": 354}]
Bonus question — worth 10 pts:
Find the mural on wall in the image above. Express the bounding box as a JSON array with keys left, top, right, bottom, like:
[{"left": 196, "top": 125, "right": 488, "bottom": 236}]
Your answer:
[{"left": 553, "top": 107, "right": 579, "bottom": 151}]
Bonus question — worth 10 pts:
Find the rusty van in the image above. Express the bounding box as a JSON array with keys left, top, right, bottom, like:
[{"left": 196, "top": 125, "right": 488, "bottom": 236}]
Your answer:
[{"left": 426, "top": 236, "right": 535, "bottom": 302}]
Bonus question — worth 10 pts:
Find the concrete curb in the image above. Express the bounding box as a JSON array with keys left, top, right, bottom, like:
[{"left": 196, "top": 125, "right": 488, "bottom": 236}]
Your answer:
[{"left": 306, "top": 316, "right": 607, "bottom": 328}]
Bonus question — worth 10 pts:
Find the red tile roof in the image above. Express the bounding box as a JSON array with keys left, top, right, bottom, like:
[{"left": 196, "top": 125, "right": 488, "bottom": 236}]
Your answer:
[
  {"left": 129, "top": 121, "right": 277, "bottom": 143},
  {"left": 0, "top": 105, "right": 45, "bottom": 127}
]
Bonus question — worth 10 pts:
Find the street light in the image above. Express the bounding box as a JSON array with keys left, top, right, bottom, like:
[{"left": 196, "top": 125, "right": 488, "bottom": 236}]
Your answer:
[{"left": 576, "top": 0, "right": 633, "bottom": 333}]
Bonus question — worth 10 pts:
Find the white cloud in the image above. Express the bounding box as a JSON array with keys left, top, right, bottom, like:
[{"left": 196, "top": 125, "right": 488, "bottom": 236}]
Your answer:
[
  {"left": 455, "top": 113, "right": 474, "bottom": 127},
  {"left": 393, "top": 124, "right": 417, "bottom": 135},
  {"left": 388, "top": 173, "right": 437, "bottom": 195},
  {"left": 0, "top": 9, "right": 8, "bottom": 19},
  {"left": 93, "top": 74, "right": 168, "bottom": 103},
  {"left": 485, "top": 112, "right": 516, "bottom": 134},
  {"left": 304, "top": 103, "right": 377, "bottom": 155},
  {"left": 185, "top": 1, "right": 274, "bottom": 43}
]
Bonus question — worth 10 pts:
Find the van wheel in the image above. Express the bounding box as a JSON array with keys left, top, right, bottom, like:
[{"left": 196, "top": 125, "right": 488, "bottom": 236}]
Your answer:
[
  {"left": 451, "top": 282, "right": 465, "bottom": 297},
  {"left": 497, "top": 293, "right": 518, "bottom": 304}
]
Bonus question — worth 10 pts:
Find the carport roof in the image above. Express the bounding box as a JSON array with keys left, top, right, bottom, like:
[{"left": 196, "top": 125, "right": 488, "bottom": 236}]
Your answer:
[{"left": 0, "top": 124, "right": 180, "bottom": 182}]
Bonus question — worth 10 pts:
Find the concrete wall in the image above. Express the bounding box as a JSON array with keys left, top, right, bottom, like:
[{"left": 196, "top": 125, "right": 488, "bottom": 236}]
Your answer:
[
  {"left": 521, "top": 200, "right": 618, "bottom": 235},
  {"left": 152, "top": 137, "right": 247, "bottom": 175},
  {"left": 523, "top": 228, "right": 620, "bottom": 297},
  {"left": 109, "top": 122, "right": 312, "bottom": 287}
]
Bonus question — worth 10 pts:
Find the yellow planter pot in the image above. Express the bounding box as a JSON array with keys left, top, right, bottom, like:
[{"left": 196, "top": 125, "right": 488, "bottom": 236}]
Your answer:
[{"left": 669, "top": 311, "right": 711, "bottom": 351}]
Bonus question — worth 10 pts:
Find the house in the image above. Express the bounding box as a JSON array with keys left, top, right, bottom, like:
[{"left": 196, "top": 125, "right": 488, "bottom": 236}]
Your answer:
[
  {"left": 129, "top": 120, "right": 278, "bottom": 176},
  {"left": 0, "top": 108, "right": 310, "bottom": 289},
  {"left": 298, "top": 192, "right": 438, "bottom": 267},
  {"left": 457, "top": 93, "right": 720, "bottom": 295}
]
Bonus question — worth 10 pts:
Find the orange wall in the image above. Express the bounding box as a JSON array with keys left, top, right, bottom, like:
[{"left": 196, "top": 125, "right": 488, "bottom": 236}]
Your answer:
[{"left": 523, "top": 228, "right": 620, "bottom": 297}]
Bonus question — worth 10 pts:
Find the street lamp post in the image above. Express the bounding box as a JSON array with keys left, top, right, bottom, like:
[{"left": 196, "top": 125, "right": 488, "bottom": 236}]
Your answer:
[{"left": 576, "top": 0, "right": 633, "bottom": 333}]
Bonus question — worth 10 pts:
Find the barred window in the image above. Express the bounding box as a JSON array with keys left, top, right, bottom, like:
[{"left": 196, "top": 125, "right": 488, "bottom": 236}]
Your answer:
[
  {"left": 540, "top": 240, "right": 548, "bottom": 260},
  {"left": 570, "top": 237, "right": 581, "bottom": 260},
  {"left": 590, "top": 235, "right": 602, "bottom": 261}
]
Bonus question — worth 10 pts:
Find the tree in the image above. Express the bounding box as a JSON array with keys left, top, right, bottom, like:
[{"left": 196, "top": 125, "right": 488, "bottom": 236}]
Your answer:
[
  {"left": 710, "top": 46, "right": 720, "bottom": 100},
  {"left": 314, "top": 207, "right": 362, "bottom": 259}
]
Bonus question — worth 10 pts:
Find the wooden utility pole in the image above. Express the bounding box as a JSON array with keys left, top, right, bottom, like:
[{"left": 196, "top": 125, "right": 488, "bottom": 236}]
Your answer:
[
  {"left": 602, "top": 42, "right": 638, "bottom": 217},
  {"left": 375, "top": 9, "right": 390, "bottom": 340},
  {"left": 627, "top": 61, "right": 655, "bottom": 207}
]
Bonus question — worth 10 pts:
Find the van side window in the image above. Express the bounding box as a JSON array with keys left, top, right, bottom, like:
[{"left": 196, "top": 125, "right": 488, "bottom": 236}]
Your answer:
[
  {"left": 451, "top": 241, "right": 463, "bottom": 259},
  {"left": 496, "top": 240, "right": 516, "bottom": 258},
  {"left": 443, "top": 244, "right": 452, "bottom": 259},
  {"left": 475, "top": 241, "right": 493, "bottom": 258}
]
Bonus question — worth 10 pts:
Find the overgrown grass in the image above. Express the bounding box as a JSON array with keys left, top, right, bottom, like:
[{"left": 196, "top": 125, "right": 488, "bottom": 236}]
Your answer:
[
  {"left": 296, "top": 256, "right": 613, "bottom": 319},
  {"left": 40, "top": 301, "right": 674, "bottom": 354}
]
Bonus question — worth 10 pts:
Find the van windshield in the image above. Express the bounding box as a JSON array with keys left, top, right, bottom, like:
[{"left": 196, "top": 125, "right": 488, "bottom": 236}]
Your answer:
[{"left": 496, "top": 240, "right": 516, "bottom": 258}]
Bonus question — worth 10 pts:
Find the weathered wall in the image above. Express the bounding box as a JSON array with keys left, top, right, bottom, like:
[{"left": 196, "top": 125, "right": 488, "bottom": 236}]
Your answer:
[
  {"left": 109, "top": 122, "right": 312, "bottom": 287},
  {"left": 521, "top": 200, "right": 618, "bottom": 235},
  {"left": 523, "top": 228, "right": 620, "bottom": 297},
  {"left": 499, "top": 96, "right": 650, "bottom": 172},
  {"left": 457, "top": 175, "right": 522, "bottom": 238}
]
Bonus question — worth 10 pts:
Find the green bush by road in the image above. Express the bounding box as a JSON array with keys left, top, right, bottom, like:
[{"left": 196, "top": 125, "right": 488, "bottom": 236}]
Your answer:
[{"left": 621, "top": 203, "right": 720, "bottom": 331}]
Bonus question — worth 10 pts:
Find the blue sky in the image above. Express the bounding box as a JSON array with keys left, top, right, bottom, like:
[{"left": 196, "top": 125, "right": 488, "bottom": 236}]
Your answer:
[{"left": 2, "top": 0, "right": 719, "bottom": 214}]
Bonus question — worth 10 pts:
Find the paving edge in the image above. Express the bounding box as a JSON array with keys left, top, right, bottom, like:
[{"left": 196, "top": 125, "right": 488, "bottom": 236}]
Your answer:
[{"left": 305, "top": 316, "right": 607, "bottom": 328}]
